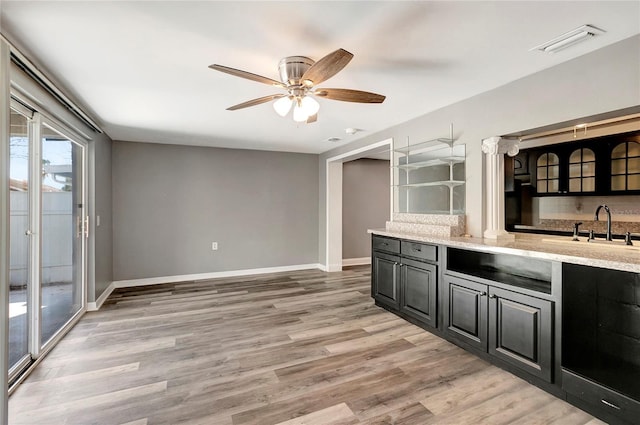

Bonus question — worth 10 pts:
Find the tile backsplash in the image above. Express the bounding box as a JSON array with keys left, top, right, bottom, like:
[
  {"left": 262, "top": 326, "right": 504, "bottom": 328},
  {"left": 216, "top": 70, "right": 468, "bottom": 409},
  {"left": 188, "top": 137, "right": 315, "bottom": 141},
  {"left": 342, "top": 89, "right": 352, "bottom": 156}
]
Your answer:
[{"left": 532, "top": 195, "right": 640, "bottom": 235}]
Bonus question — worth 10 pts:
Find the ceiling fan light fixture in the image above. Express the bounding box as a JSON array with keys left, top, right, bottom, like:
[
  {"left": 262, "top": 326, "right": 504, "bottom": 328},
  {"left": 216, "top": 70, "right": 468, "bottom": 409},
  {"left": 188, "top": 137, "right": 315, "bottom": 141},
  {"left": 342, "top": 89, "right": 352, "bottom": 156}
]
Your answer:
[
  {"left": 273, "top": 96, "right": 293, "bottom": 117},
  {"left": 300, "top": 96, "right": 320, "bottom": 116},
  {"left": 293, "top": 101, "right": 308, "bottom": 122}
]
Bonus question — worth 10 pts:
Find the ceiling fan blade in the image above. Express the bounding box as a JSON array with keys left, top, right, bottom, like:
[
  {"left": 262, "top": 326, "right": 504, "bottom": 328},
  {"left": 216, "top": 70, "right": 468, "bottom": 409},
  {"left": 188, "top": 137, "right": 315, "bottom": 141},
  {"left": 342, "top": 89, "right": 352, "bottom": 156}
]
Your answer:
[
  {"left": 226, "top": 94, "right": 286, "bottom": 111},
  {"left": 314, "top": 88, "right": 386, "bottom": 103},
  {"left": 306, "top": 113, "right": 318, "bottom": 124},
  {"left": 301, "top": 48, "right": 354, "bottom": 87},
  {"left": 209, "top": 64, "right": 286, "bottom": 88}
]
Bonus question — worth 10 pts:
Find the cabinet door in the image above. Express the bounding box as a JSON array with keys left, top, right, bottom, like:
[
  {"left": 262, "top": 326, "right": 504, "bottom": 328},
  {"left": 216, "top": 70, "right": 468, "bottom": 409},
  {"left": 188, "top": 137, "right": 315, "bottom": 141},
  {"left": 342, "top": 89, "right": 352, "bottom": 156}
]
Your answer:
[
  {"left": 488, "top": 287, "right": 553, "bottom": 382},
  {"left": 443, "top": 275, "right": 488, "bottom": 351},
  {"left": 400, "top": 260, "right": 437, "bottom": 328},
  {"left": 372, "top": 251, "right": 400, "bottom": 310}
]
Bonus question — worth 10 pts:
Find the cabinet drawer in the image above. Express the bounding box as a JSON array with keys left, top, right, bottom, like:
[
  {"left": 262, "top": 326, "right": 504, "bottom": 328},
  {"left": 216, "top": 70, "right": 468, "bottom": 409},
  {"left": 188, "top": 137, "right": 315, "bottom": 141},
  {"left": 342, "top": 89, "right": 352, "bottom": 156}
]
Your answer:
[
  {"left": 401, "top": 241, "right": 437, "bottom": 262},
  {"left": 563, "top": 369, "right": 640, "bottom": 424},
  {"left": 372, "top": 236, "right": 400, "bottom": 254}
]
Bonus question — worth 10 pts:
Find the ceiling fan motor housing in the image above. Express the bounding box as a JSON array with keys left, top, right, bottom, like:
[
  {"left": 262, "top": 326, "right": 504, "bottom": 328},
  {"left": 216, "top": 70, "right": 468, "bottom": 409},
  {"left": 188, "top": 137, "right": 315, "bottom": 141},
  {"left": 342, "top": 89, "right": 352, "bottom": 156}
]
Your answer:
[{"left": 278, "top": 56, "right": 314, "bottom": 86}]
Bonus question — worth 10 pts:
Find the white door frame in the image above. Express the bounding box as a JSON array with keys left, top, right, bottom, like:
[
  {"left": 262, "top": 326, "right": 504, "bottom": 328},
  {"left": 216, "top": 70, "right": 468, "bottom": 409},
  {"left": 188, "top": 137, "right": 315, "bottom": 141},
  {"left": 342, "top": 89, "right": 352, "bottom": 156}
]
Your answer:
[{"left": 325, "top": 138, "right": 393, "bottom": 272}]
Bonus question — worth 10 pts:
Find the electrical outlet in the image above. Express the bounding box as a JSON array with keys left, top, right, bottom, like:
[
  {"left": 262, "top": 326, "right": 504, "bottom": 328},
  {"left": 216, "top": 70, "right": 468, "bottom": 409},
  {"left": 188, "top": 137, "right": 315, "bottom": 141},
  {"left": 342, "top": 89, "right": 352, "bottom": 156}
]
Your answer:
[{"left": 211, "top": 242, "right": 218, "bottom": 251}]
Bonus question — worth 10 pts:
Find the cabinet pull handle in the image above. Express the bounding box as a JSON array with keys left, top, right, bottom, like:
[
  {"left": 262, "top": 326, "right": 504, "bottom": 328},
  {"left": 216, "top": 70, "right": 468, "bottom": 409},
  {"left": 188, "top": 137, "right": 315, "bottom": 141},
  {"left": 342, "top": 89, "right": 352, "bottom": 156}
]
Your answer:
[
  {"left": 480, "top": 292, "right": 487, "bottom": 296},
  {"left": 489, "top": 294, "right": 497, "bottom": 299},
  {"left": 413, "top": 247, "right": 422, "bottom": 252},
  {"left": 601, "top": 399, "right": 621, "bottom": 410}
]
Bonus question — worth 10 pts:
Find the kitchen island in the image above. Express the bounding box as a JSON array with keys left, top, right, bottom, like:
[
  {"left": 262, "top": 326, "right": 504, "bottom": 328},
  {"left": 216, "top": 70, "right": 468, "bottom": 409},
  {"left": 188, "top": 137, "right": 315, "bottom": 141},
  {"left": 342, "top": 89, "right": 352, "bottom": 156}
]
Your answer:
[{"left": 369, "top": 229, "right": 640, "bottom": 425}]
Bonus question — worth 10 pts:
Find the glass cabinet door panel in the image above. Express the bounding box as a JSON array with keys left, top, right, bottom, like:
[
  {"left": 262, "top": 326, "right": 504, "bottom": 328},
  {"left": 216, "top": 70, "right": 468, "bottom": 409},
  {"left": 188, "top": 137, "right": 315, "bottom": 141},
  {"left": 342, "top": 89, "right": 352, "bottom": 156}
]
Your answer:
[
  {"left": 611, "top": 175, "right": 626, "bottom": 191},
  {"left": 628, "top": 174, "right": 640, "bottom": 190},
  {"left": 611, "top": 159, "right": 626, "bottom": 174}
]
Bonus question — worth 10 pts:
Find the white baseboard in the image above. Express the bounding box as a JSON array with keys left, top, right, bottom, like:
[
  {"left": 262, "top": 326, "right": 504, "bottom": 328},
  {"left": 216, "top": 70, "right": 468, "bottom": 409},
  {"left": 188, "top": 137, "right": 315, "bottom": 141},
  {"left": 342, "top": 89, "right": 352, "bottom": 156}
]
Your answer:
[
  {"left": 342, "top": 257, "right": 371, "bottom": 267},
  {"left": 111, "top": 263, "right": 324, "bottom": 289},
  {"left": 87, "top": 282, "right": 115, "bottom": 311}
]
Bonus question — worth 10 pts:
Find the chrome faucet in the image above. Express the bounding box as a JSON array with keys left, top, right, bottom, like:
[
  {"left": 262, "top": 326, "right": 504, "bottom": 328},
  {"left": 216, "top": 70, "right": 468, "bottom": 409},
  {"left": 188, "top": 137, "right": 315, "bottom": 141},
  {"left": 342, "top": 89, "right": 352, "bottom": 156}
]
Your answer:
[{"left": 594, "top": 204, "right": 613, "bottom": 241}]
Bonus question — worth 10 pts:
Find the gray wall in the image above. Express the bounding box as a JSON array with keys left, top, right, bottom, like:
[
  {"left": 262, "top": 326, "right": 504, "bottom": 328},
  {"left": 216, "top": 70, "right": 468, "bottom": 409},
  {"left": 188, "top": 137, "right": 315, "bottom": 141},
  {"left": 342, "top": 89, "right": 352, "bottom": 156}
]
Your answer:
[
  {"left": 112, "top": 141, "right": 319, "bottom": 281},
  {"left": 92, "top": 134, "right": 113, "bottom": 299},
  {"left": 342, "top": 159, "right": 390, "bottom": 259},
  {"left": 319, "top": 35, "right": 640, "bottom": 265}
]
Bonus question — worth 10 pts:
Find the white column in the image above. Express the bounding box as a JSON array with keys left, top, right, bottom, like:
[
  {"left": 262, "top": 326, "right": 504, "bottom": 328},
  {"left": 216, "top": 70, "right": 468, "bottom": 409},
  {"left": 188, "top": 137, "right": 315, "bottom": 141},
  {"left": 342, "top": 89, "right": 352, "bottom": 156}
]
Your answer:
[{"left": 482, "top": 136, "right": 520, "bottom": 240}]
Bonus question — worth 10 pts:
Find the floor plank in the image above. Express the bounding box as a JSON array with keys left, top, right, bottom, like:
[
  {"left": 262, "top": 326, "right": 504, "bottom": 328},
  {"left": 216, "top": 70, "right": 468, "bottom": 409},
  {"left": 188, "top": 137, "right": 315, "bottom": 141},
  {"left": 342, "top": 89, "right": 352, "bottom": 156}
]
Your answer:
[{"left": 8, "top": 266, "right": 603, "bottom": 424}]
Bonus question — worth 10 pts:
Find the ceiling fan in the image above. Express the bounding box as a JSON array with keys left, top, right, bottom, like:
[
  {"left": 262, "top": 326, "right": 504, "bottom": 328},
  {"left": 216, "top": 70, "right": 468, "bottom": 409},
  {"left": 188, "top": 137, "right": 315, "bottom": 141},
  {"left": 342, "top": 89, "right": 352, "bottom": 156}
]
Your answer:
[{"left": 209, "top": 48, "right": 385, "bottom": 123}]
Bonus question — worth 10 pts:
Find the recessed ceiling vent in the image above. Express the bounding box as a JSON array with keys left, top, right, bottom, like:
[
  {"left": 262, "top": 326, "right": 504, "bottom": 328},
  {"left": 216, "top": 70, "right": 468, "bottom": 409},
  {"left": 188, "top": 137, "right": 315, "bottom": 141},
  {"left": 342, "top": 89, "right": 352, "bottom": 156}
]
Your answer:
[{"left": 530, "top": 24, "right": 605, "bottom": 53}]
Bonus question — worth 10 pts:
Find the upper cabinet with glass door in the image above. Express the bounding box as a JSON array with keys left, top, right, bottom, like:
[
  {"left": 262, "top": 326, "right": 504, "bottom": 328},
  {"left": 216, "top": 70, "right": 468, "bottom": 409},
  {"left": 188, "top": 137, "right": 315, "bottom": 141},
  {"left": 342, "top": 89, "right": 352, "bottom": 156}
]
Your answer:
[{"left": 515, "top": 130, "right": 640, "bottom": 196}]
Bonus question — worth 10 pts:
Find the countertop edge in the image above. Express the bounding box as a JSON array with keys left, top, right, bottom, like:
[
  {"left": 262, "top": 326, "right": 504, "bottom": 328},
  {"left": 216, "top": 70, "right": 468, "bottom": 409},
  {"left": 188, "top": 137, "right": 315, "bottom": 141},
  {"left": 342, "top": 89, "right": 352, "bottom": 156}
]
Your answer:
[{"left": 368, "top": 229, "right": 640, "bottom": 274}]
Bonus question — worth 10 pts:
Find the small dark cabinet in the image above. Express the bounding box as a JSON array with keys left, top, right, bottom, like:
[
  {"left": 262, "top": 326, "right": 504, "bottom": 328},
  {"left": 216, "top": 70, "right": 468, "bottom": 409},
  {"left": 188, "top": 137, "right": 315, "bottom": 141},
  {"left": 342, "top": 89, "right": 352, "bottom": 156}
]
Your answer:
[
  {"left": 443, "top": 271, "right": 554, "bottom": 383},
  {"left": 488, "top": 287, "right": 553, "bottom": 382},
  {"left": 443, "top": 275, "right": 488, "bottom": 351},
  {"left": 400, "top": 259, "right": 437, "bottom": 328},
  {"left": 372, "top": 251, "right": 400, "bottom": 310},
  {"left": 371, "top": 236, "right": 439, "bottom": 328}
]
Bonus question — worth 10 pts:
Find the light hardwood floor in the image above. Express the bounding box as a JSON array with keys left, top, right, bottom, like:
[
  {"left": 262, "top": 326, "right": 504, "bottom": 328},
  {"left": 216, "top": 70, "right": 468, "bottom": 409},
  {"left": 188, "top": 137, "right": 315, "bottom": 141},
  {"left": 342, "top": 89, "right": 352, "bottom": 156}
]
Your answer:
[{"left": 9, "top": 266, "right": 604, "bottom": 425}]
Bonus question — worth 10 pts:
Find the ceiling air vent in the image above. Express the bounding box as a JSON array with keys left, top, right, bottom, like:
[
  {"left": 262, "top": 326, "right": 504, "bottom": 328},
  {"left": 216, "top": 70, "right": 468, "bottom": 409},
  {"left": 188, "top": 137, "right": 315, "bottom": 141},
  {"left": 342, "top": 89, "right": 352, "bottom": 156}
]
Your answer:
[{"left": 530, "top": 24, "right": 605, "bottom": 53}]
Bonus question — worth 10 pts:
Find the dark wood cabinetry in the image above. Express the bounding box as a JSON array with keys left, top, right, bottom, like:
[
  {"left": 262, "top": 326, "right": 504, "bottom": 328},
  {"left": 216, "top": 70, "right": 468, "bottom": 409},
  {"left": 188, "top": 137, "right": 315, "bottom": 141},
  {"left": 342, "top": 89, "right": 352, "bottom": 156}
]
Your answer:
[
  {"left": 443, "top": 275, "right": 554, "bottom": 382},
  {"left": 443, "top": 248, "right": 554, "bottom": 383},
  {"left": 372, "top": 251, "right": 400, "bottom": 310},
  {"left": 371, "top": 233, "right": 639, "bottom": 425},
  {"left": 371, "top": 235, "right": 438, "bottom": 329},
  {"left": 488, "top": 286, "right": 553, "bottom": 382},
  {"left": 443, "top": 275, "right": 488, "bottom": 351},
  {"left": 562, "top": 263, "right": 640, "bottom": 424},
  {"left": 400, "top": 258, "right": 437, "bottom": 328},
  {"left": 509, "top": 130, "right": 640, "bottom": 197}
]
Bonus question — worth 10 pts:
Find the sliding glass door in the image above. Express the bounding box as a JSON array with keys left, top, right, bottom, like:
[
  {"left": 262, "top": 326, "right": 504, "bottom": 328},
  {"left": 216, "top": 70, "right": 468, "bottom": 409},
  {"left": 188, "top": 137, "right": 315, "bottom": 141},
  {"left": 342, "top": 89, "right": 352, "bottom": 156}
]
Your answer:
[
  {"left": 8, "top": 101, "right": 87, "bottom": 382},
  {"left": 8, "top": 107, "right": 31, "bottom": 376},
  {"left": 40, "top": 124, "right": 85, "bottom": 347}
]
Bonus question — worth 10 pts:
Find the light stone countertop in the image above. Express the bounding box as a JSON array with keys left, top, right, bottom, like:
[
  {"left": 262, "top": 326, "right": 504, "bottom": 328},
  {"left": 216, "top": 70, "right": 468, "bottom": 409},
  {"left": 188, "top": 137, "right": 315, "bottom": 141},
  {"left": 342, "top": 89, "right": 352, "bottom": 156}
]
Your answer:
[{"left": 368, "top": 229, "right": 640, "bottom": 274}]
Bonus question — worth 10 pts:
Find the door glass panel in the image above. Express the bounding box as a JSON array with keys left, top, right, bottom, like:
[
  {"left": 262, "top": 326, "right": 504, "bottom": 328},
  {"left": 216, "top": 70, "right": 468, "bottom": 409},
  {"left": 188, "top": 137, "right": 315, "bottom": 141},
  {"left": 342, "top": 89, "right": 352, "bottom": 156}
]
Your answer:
[
  {"left": 611, "top": 175, "right": 626, "bottom": 191},
  {"left": 569, "top": 164, "right": 580, "bottom": 178},
  {"left": 582, "top": 149, "right": 595, "bottom": 162},
  {"left": 628, "top": 174, "right": 640, "bottom": 190},
  {"left": 611, "top": 159, "right": 626, "bottom": 174},
  {"left": 569, "top": 179, "right": 580, "bottom": 192},
  {"left": 9, "top": 109, "right": 30, "bottom": 371},
  {"left": 582, "top": 162, "right": 595, "bottom": 177},
  {"left": 40, "top": 126, "right": 84, "bottom": 346},
  {"left": 628, "top": 157, "right": 640, "bottom": 174},
  {"left": 628, "top": 141, "right": 640, "bottom": 157},
  {"left": 611, "top": 143, "right": 627, "bottom": 158},
  {"left": 583, "top": 177, "right": 595, "bottom": 192}
]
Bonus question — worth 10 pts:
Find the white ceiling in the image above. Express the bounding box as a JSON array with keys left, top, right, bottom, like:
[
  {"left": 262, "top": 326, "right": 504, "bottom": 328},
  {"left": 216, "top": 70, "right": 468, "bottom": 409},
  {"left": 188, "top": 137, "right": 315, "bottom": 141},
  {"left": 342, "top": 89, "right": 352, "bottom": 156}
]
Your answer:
[{"left": 1, "top": 1, "right": 639, "bottom": 154}]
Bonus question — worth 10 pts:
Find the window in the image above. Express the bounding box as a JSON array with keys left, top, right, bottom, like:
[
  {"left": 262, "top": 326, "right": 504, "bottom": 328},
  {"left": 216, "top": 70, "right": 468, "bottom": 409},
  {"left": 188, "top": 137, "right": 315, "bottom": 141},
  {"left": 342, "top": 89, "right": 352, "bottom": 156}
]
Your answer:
[
  {"left": 568, "top": 148, "right": 595, "bottom": 192},
  {"left": 611, "top": 141, "right": 640, "bottom": 191},
  {"left": 536, "top": 153, "right": 559, "bottom": 193}
]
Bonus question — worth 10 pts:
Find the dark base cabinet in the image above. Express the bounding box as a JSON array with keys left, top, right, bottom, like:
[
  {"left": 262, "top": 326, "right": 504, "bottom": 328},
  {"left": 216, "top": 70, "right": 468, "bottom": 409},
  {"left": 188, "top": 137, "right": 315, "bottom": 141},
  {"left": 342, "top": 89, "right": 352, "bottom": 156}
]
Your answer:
[
  {"left": 488, "top": 286, "right": 553, "bottom": 382},
  {"left": 400, "top": 258, "right": 437, "bottom": 328},
  {"left": 443, "top": 274, "right": 554, "bottom": 382},
  {"left": 372, "top": 251, "right": 400, "bottom": 310},
  {"left": 372, "top": 236, "right": 438, "bottom": 329},
  {"left": 443, "top": 275, "right": 488, "bottom": 351}
]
